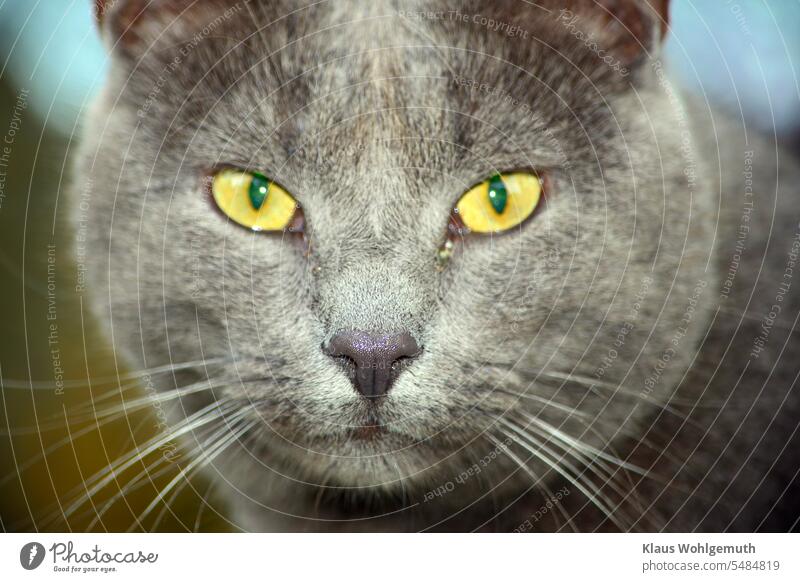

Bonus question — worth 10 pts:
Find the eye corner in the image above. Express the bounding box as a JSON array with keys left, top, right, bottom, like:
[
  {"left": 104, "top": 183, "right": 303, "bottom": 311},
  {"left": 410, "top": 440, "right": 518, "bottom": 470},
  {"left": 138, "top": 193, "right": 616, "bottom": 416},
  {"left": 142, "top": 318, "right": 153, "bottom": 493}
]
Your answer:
[{"left": 448, "top": 210, "right": 471, "bottom": 236}]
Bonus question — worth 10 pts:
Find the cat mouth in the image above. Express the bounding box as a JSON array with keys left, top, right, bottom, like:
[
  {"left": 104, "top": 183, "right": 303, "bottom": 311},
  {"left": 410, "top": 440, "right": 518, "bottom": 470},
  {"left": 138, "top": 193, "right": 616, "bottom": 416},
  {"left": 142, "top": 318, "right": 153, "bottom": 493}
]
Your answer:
[
  {"left": 348, "top": 407, "right": 387, "bottom": 441},
  {"left": 348, "top": 424, "right": 386, "bottom": 441}
]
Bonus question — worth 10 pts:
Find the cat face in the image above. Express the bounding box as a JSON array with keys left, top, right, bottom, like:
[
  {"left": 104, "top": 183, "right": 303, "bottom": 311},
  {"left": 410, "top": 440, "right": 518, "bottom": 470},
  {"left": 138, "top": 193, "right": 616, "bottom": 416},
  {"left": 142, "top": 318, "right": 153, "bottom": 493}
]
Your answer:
[{"left": 77, "top": 0, "right": 712, "bottom": 509}]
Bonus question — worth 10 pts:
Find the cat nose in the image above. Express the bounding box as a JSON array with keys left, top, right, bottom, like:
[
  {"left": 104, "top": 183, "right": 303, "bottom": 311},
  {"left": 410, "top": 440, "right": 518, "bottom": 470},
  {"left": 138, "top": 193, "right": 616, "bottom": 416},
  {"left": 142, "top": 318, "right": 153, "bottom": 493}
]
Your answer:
[{"left": 323, "top": 330, "right": 421, "bottom": 399}]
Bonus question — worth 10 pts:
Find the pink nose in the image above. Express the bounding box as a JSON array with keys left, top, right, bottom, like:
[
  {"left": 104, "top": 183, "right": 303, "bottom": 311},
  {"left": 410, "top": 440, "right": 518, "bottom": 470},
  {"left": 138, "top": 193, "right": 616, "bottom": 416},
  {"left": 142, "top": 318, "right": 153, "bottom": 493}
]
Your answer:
[{"left": 324, "top": 331, "right": 421, "bottom": 399}]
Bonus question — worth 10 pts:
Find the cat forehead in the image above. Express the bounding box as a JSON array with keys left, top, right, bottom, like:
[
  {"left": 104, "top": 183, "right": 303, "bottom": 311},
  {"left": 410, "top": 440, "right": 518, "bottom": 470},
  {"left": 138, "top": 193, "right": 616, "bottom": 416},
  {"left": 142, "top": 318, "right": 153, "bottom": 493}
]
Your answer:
[
  {"left": 143, "top": 5, "right": 601, "bottom": 105},
  {"left": 120, "top": 0, "right": 642, "bottom": 127},
  {"left": 161, "top": 23, "right": 580, "bottom": 165},
  {"left": 123, "top": 0, "right": 635, "bottom": 188}
]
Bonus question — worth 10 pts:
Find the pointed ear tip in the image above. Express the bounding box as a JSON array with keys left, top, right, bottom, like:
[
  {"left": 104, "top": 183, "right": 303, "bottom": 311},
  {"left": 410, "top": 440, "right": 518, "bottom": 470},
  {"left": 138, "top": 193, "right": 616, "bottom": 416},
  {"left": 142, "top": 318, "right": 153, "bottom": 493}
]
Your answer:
[
  {"left": 94, "top": 0, "right": 118, "bottom": 28},
  {"left": 647, "top": 0, "right": 671, "bottom": 38},
  {"left": 94, "top": 0, "right": 107, "bottom": 22}
]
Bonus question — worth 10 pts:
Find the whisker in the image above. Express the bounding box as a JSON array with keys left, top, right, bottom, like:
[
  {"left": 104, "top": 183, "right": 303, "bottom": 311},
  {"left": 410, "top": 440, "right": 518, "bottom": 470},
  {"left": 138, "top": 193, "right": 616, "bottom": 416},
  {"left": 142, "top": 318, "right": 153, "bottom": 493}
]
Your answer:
[
  {"left": 492, "top": 383, "right": 687, "bottom": 480},
  {"left": 0, "top": 357, "right": 230, "bottom": 391},
  {"left": 149, "top": 412, "right": 253, "bottom": 531},
  {"left": 1, "top": 375, "right": 247, "bottom": 503},
  {"left": 521, "top": 420, "right": 632, "bottom": 498},
  {"left": 0, "top": 406, "right": 134, "bottom": 487},
  {"left": 193, "top": 480, "right": 219, "bottom": 532},
  {"left": 83, "top": 456, "right": 178, "bottom": 531},
  {"left": 69, "top": 377, "right": 231, "bottom": 420},
  {"left": 489, "top": 364, "right": 701, "bottom": 458},
  {"left": 522, "top": 413, "right": 649, "bottom": 476},
  {"left": 40, "top": 399, "right": 239, "bottom": 528},
  {"left": 483, "top": 432, "right": 577, "bottom": 532},
  {"left": 128, "top": 415, "right": 257, "bottom": 531},
  {"left": 485, "top": 363, "right": 713, "bottom": 424},
  {"left": 2, "top": 376, "right": 234, "bottom": 436},
  {"left": 82, "top": 406, "right": 249, "bottom": 532},
  {"left": 537, "top": 368, "right": 715, "bottom": 413},
  {"left": 497, "top": 418, "right": 629, "bottom": 531},
  {"left": 513, "top": 416, "right": 661, "bottom": 530},
  {"left": 492, "top": 386, "right": 595, "bottom": 420}
]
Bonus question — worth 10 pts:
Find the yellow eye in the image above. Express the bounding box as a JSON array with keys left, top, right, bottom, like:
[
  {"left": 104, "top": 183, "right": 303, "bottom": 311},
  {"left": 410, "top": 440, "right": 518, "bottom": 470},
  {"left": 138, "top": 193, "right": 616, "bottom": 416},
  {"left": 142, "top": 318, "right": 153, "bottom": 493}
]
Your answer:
[
  {"left": 455, "top": 172, "right": 542, "bottom": 233},
  {"left": 211, "top": 169, "right": 298, "bottom": 231}
]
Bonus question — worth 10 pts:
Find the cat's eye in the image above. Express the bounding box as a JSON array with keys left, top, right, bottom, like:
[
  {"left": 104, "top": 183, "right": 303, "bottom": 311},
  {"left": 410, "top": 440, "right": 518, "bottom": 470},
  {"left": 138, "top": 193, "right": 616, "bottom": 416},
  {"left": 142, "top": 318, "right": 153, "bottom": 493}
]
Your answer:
[
  {"left": 455, "top": 172, "right": 542, "bottom": 233},
  {"left": 211, "top": 169, "right": 298, "bottom": 231}
]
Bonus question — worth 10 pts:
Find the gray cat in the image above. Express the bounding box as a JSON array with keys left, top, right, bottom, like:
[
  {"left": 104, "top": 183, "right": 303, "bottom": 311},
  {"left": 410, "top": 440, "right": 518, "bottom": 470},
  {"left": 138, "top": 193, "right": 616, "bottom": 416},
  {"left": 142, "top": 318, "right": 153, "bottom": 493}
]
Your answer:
[{"left": 72, "top": 0, "right": 800, "bottom": 531}]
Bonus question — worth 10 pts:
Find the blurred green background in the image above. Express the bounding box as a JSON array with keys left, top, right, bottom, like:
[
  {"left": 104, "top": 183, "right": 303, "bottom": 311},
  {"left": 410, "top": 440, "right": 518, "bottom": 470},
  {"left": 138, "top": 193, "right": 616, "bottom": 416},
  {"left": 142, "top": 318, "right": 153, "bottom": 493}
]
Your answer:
[
  {"left": 0, "top": 0, "right": 798, "bottom": 532},
  {"left": 0, "top": 0, "right": 230, "bottom": 532}
]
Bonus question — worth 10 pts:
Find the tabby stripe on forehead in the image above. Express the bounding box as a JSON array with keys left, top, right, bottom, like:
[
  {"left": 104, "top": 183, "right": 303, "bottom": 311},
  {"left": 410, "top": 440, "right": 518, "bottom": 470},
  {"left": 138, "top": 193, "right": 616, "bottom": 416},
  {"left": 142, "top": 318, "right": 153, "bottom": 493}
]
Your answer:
[
  {"left": 249, "top": 173, "right": 271, "bottom": 210},
  {"left": 488, "top": 174, "right": 508, "bottom": 214}
]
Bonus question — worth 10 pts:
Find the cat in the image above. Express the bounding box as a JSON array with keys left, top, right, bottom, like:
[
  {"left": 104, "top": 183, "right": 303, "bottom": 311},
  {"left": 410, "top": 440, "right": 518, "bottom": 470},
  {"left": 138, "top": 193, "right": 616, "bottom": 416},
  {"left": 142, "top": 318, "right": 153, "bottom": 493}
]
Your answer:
[{"left": 71, "top": 0, "right": 800, "bottom": 531}]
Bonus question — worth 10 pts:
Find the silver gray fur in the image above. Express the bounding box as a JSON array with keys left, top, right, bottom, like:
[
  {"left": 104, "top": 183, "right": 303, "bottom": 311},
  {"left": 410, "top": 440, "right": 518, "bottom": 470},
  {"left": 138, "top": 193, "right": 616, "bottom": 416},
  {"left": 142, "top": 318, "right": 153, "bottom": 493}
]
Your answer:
[{"left": 72, "top": 0, "right": 800, "bottom": 531}]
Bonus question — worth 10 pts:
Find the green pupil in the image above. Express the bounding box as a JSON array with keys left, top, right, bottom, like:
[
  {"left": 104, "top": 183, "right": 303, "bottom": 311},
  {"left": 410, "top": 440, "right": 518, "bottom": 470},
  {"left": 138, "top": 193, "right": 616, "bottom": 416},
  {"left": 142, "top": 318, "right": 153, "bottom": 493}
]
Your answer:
[
  {"left": 488, "top": 174, "right": 507, "bottom": 214},
  {"left": 249, "top": 173, "right": 271, "bottom": 210}
]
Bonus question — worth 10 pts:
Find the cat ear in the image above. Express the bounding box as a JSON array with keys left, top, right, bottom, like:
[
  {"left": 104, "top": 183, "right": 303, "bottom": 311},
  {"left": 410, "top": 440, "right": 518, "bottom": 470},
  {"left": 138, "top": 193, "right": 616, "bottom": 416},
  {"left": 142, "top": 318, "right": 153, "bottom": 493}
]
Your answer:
[
  {"left": 94, "top": 0, "right": 234, "bottom": 57},
  {"left": 556, "top": 0, "right": 670, "bottom": 66}
]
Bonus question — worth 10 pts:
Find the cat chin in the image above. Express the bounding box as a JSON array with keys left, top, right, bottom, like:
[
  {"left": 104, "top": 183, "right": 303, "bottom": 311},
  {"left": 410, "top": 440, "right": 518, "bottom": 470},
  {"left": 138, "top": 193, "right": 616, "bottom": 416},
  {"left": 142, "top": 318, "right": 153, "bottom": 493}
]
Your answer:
[{"left": 231, "top": 427, "right": 465, "bottom": 488}]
